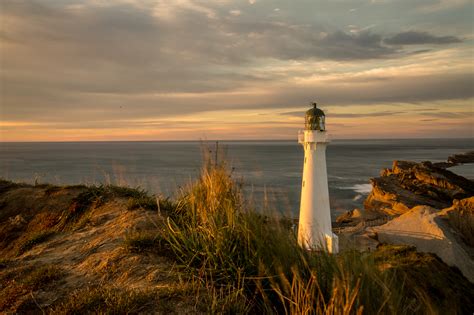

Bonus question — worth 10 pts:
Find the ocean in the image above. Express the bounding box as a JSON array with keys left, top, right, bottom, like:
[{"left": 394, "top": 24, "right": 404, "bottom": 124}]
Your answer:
[{"left": 1, "top": 138, "right": 473, "bottom": 219}]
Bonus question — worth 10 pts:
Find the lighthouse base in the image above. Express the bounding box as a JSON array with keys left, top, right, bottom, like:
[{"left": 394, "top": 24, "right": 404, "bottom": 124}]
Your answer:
[
  {"left": 325, "top": 233, "right": 339, "bottom": 254},
  {"left": 299, "top": 232, "right": 339, "bottom": 254}
]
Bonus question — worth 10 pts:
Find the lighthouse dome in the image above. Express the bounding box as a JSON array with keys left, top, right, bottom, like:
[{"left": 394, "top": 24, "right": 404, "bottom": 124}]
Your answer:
[{"left": 305, "top": 102, "right": 326, "bottom": 131}]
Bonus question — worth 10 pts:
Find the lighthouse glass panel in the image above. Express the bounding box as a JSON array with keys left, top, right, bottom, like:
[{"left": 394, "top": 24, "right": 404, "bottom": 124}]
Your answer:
[{"left": 305, "top": 115, "right": 325, "bottom": 131}]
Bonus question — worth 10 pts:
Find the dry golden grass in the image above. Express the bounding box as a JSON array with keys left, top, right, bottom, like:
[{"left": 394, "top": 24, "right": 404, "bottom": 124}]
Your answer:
[
  {"left": 158, "top": 161, "right": 474, "bottom": 314},
  {"left": 1, "top": 160, "right": 473, "bottom": 314}
]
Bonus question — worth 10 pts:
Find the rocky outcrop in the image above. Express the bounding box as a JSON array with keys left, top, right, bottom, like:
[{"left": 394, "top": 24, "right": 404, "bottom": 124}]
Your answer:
[
  {"left": 336, "top": 154, "right": 474, "bottom": 282},
  {"left": 363, "top": 160, "right": 474, "bottom": 217},
  {"left": 369, "top": 204, "right": 474, "bottom": 282},
  {"left": 433, "top": 150, "right": 474, "bottom": 169},
  {"left": 448, "top": 150, "right": 474, "bottom": 165},
  {"left": 442, "top": 196, "right": 474, "bottom": 247}
]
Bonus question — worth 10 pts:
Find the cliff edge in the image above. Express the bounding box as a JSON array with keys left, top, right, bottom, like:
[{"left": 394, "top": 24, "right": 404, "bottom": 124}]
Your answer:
[{"left": 337, "top": 152, "right": 474, "bottom": 282}]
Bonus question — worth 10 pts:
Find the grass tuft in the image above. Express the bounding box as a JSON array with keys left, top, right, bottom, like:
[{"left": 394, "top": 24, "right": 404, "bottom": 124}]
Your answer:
[
  {"left": 50, "top": 286, "right": 154, "bottom": 314},
  {"left": 17, "top": 230, "right": 56, "bottom": 255},
  {"left": 60, "top": 184, "right": 159, "bottom": 229},
  {"left": 21, "top": 265, "right": 64, "bottom": 290},
  {"left": 124, "top": 231, "right": 159, "bottom": 252},
  {"left": 156, "top": 161, "right": 472, "bottom": 314}
]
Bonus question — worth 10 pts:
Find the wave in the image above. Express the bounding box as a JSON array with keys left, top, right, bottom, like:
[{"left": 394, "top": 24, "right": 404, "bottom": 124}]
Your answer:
[{"left": 339, "top": 183, "right": 372, "bottom": 194}]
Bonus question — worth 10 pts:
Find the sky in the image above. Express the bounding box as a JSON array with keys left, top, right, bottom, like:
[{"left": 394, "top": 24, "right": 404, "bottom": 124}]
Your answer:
[{"left": 0, "top": 0, "right": 473, "bottom": 141}]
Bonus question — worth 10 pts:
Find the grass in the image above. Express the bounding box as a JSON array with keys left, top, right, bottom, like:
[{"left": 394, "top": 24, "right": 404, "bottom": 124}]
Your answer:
[
  {"left": 20, "top": 265, "right": 64, "bottom": 290},
  {"left": 373, "top": 244, "right": 474, "bottom": 314},
  {"left": 157, "top": 161, "right": 473, "bottom": 314},
  {"left": 49, "top": 286, "right": 154, "bottom": 314},
  {"left": 2, "top": 163, "right": 473, "bottom": 313},
  {"left": 0, "top": 264, "right": 64, "bottom": 311},
  {"left": 0, "top": 258, "right": 10, "bottom": 269},
  {"left": 124, "top": 230, "right": 164, "bottom": 253},
  {"left": 60, "top": 184, "right": 166, "bottom": 229},
  {"left": 17, "top": 230, "right": 56, "bottom": 255},
  {"left": 49, "top": 281, "right": 206, "bottom": 315}
]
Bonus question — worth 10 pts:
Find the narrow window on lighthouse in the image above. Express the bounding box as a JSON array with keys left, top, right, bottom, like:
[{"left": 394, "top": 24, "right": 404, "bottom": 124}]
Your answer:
[{"left": 302, "top": 180, "right": 305, "bottom": 187}]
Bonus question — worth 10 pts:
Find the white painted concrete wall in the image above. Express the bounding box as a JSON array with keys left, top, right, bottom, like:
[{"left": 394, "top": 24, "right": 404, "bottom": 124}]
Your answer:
[{"left": 298, "top": 130, "right": 338, "bottom": 253}]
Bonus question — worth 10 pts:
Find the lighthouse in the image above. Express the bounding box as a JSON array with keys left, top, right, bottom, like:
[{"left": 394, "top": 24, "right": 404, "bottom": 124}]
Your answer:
[{"left": 298, "top": 102, "right": 338, "bottom": 253}]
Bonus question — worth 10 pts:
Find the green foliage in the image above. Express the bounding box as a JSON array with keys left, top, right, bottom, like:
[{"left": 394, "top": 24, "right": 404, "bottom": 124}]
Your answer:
[
  {"left": 158, "top": 162, "right": 463, "bottom": 314},
  {"left": 17, "top": 230, "right": 56, "bottom": 255}
]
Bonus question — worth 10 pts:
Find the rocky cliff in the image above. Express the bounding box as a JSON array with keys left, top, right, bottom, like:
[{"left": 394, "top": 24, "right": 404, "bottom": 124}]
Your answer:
[
  {"left": 364, "top": 159, "right": 474, "bottom": 217},
  {"left": 337, "top": 152, "right": 474, "bottom": 282}
]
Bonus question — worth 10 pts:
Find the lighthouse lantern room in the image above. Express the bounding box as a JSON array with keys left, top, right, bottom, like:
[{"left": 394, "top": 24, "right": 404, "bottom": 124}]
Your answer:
[{"left": 298, "top": 102, "right": 338, "bottom": 253}]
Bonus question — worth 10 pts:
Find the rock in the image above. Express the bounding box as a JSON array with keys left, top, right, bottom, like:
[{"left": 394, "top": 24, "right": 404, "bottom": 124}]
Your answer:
[
  {"left": 433, "top": 151, "right": 474, "bottom": 169},
  {"left": 369, "top": 205, "right": 474, "bottom": 282},
  {"left": 364, "top": 160, "right": 474, "bottom": 217},
  {"left": 351, "top": 232, "right": 379, "bottom": 252},
  {"left": 447, "top": 151, "right": 474, "bottom": 165},
  {"left": 336, "top": 208, "right": 363, "bottom": 224},
  {"left": 335, "top": 208, "right": 386, "bottom": 228},
  {"left": 440, "top": 196, "right": 474, "bottom": 247}
]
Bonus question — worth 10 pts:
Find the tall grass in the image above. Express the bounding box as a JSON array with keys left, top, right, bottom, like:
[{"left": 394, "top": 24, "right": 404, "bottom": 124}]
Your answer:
[{"left": 159, "top": 161, "right": 422, "bottom": 314}]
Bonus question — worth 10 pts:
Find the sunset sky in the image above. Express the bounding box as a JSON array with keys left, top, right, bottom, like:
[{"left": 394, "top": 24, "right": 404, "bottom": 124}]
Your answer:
[{"left": 1, "top": 0, "right": 473, "bottom": 141}]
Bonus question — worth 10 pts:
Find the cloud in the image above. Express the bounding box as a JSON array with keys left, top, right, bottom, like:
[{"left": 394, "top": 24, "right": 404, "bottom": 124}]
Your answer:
[
  {"left": 318, "top": 31, "right": 395, "bottom": 60},
  {"left": 280, "top": 110, "right": 403, "bottom": 118},
  {"left": 0, "top": 0, "right": 472, "bottom": 140},
  {"left": 384, "top": 31, "right": 462, "bottom": 45},
  {"left": 417, "top": 111, "right": 467, "bottom": 118},
  {"left": 417, "top": 0, "right": 469, "bottom": 12}
]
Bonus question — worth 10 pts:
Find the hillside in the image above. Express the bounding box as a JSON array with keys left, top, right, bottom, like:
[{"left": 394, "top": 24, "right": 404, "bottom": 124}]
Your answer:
[
  {"left": 0, "top": 181, "right": 202, "bottom": 313},
  {"left": 1, "top": 160, "right": 474, "bottom": 314}
]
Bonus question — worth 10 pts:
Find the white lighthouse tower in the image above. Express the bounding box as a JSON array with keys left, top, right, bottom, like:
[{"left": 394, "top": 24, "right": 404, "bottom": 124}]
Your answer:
[{"left": 298, "top": 102, "right": 338, "bottom": 253}]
